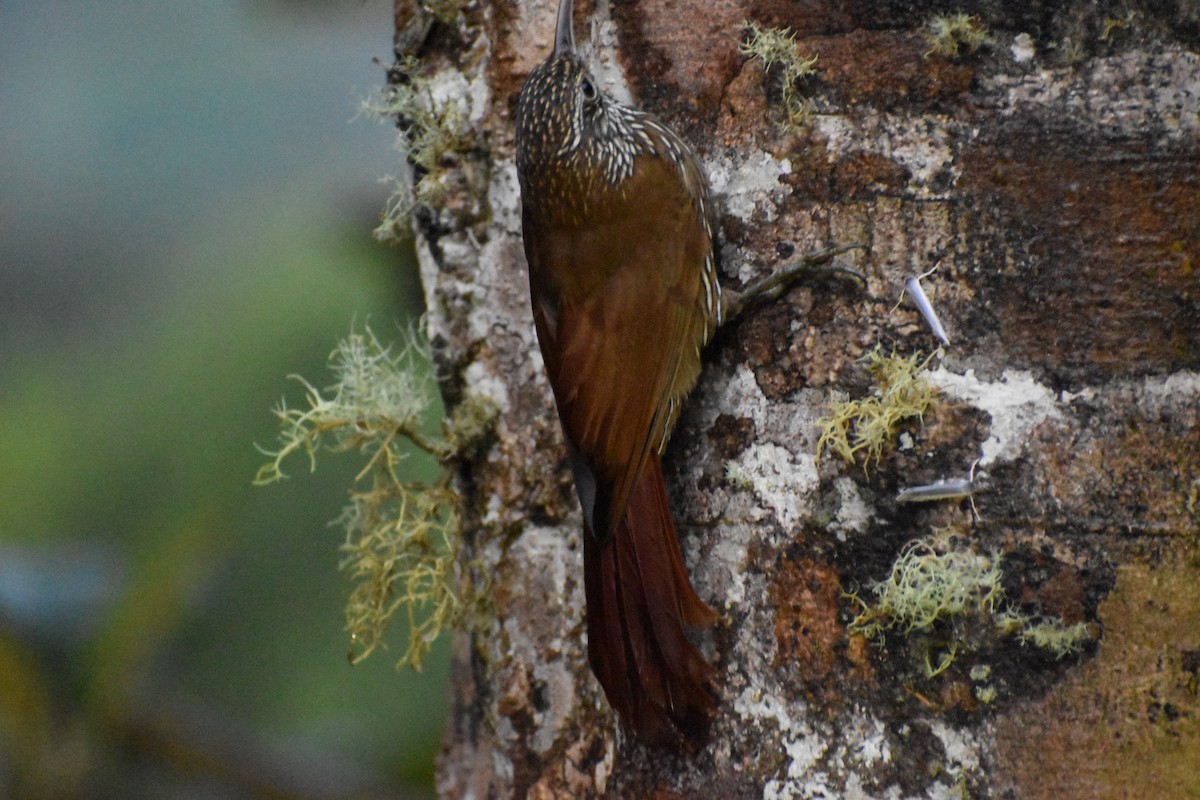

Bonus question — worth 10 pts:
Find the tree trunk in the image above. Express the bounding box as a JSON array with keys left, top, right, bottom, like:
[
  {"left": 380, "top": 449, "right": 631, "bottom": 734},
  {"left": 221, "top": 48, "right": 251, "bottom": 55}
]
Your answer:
[{"left": 392, "top": 1, "right": 1200, "bottom": 797}]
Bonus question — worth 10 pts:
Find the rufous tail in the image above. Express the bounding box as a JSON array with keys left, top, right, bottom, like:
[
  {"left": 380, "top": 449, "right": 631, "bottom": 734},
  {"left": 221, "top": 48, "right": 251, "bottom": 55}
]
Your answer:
[{"left": 582, "top": 454, "right": 718, "bottom": 744}]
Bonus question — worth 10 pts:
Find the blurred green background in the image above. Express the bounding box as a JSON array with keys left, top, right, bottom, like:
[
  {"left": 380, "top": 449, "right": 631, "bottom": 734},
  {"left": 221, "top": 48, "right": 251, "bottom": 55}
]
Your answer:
[{"left": 0, "top": 1, "right": 450, "bottom": 797}]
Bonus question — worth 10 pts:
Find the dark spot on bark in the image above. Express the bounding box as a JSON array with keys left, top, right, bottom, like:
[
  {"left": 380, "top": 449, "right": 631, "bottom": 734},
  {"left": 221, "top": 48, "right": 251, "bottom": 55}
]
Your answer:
[
  {"left": 708, "top": 414, "right": 757, "bottom": 459},
  {"left": 531, "top": 680, "right": 549, "bottom": 713}
]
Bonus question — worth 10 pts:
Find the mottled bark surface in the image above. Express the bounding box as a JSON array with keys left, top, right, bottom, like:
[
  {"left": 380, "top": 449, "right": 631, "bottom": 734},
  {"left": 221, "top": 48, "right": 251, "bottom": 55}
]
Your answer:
[{"left": 392, "top": 1, "right": 1199, "bottom": 797}]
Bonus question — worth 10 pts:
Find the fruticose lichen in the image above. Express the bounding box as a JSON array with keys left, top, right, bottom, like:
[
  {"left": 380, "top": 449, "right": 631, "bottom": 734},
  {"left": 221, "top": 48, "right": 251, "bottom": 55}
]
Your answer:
[
  {"left": 848, "top": 537, "right": 1003, "bottom": 642},
  {"left": 924, "top": 14, "right": 992, "bottom": 59},
  {"left": 1099, "top": 10, "right": 1139, "bottom": 42},
  {"left": 739, "top": 21, "right": 819, "bottom": 130},
  {"left": 421, "top": 0, "right": 470, "bottom": 26},
  {"left": 363, "top": 56, "right": 475, "bottom": 242},
  {"left": 256, "top": 325, "right": 489, "bottom": 671},
  {"left": 849, "top": 534, "right": 1096, "bottom": 676},
  {"left": 816, "top": 346, "right": 941, "bottom": 470}
]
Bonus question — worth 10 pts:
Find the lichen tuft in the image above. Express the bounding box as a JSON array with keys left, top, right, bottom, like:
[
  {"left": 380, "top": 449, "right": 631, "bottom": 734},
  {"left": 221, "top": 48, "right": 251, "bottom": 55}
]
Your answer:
[
  {"left": 257, "top": 324, "right": 492, "bottom": 670},
  {"left": 739, "top": 21, "right": 819, "bottom": 130},
  {"left": 924, "top": 14, "right": 992, "bottom": 59},
  {"left": 849, "top": 537, "right": 1003, "bottom": 641},
  {"left": 816, "top": 346, "right": 941, "bottom": 470},
  {"left": 849, "top": 533, "right": 1097, "bottom": 679},
  {"left": 362, "top": 56, "right": 475, "bottom": 242}
]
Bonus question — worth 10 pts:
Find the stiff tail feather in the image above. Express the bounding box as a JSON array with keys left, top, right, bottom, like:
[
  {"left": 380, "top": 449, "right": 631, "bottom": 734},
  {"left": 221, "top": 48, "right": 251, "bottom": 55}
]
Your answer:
[{"left": 583, "top": 454, "right": 718, "bottom": 744}]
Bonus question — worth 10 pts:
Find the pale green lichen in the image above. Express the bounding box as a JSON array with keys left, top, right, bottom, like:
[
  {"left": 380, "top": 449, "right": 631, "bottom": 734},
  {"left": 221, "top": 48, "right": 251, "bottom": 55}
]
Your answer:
[
  {"left": 446, "top": 390, "right": 502, "bottom": 453},
  {"left": 1099, "top": 9, "right": 1138, "bottom": 42},
  {"left": 924, "top": 14, "right": 992, "bottom": 59},
  {"left": 1186, "top": 476, "right": 1200, "bottom": 515},
  {"left": 724, "top": 461, "right": 755, "bottom": 491},
  {"left": 255, "top": 326, "right": 451, "bottom": 483},
  {"left": 256, "top": 325, "right": 485, "bottom": 671},
  {"left": 1060, "top": 37, "right": 1086, "bottom": 66},
  {"left": 421, "top": 0, "right": 470, "bottom": 26},
  {"left": 849, "top": 538, "right": 1003, "bottom": 641},
  {"left": 816, "top": 346, "right": 941, "bottom": 470},
  {"left": 925, "top": 642, "right": 959, "bottom": 678},
  {"left": 996, "top": 610, "right": 1094, "bottom": 658},
  {"left": 336, "top": 480, "right": 462, "bottom": 670},
  {"left": 849, "top": 534, "right": 1097, "bottom": 675},
  {"left": 739, "top": 21, "right": 819, "bottom": 130},
  {"left": 362, "top": 56, "right": 474, "bottom": 242},
  {"left": 970, "top": 663, "right": 996, "bottom": 703}
]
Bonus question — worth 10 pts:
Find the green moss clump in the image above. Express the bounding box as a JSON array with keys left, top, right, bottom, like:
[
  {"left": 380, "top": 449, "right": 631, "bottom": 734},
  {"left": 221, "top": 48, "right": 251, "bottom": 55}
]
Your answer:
[
  {"left": 739, "top": 21, "right": 819, "bottom": 130},
  {"left": 816, "top": 346, "right": 940, "bottom": 470},
  {"left": 924, "top": 14, "right": 992, "bottom": 59},
  {"left": 257, "top": 325, "right": 489, "bottom": 671}
]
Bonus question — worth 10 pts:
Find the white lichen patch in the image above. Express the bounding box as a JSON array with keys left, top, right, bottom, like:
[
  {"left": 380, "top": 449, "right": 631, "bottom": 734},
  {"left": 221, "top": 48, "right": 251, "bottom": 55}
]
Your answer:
[
  {"left": 1010, "top": 33, "right": 1036, "bottom": 64},
  {"left": 683, "top": 363, "right": 825, "bottom": 605},
  {"left": 841, "top": 772, "right": 898, "bottom": 800},
  {"left": 530, "top": 661, "right": 578, "bottom": 754},
  {"left": 729, "top": 442, "right": 819, "bottom": 531},
  {"left": 926, "top": 367, "right": 1061, "bottom": 465},
  {"left": 929, "top": 720, "right": 980, "bottom": 770},
  {"left": 732, "top": 688, "right": 835, "bottom": 800},
  {"left": 884, "top": 117, "right": 958, "bottom": 190},
  {"left": 733, "top": 686, "right": 800, "bottom": 730},
  {"left": 489, "top": 158, "right": 523, "bottom": 234},
  {"left": 733, "top": 686, "right": 913, "bottom": 799},
  {"left": 1135, "top": 370, "right": 1200, "bottom": 412},
  {"left": 708, "top": 363, "right": 773, "bottom": 424},
  {"left": 1062, "top": 371, "right": 1200, "bottom": 420},
  {"left": 829, "top": 476, "right": 872, "bottom": 539},
  {"left": 425, "top": 67, "right": 478, "bottom": 128},
  {"left": 784, "top": 733, "right": 827, "bottom": 779},
  {"left": 986, "top": 50, "right": 1200, "bottom": 145},
  {"left": 762, "top": 773, "right": 836, "bottom": 800},
  {"left": 707, "top": 150, "right": 793, "bottom": 227},
  {"left": 845, "top": 717, "right": 891, "bottom": 768},
  {"left": 463, "top": 360, "right": 511, "bottom": 415},
  {"left": 499, "top": 525, "right": 583, "bottom": 753},
  {"left": 466, "top": 68, "right": 491, "bottom": 126},
  {"left": 711, "top": 534, "right": 751, "bottom": 606},
  {"left": 482, "top": 492, "right": 505, "bottom": 527},
  {"left": 418, "top": 158, "right": 541, "bottom": 360}
]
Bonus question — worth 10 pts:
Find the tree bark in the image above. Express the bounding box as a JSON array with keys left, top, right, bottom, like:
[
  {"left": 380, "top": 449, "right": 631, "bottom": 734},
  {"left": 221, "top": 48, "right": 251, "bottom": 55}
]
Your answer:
[{"left": 393, "top": 1, "right": 1200, "bottom": 797}]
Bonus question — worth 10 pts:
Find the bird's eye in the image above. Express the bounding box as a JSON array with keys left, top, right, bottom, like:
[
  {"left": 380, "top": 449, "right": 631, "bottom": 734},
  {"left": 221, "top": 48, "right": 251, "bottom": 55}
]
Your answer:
[{"left": 580, "top": 78, "right": 598, "bottom": 102}]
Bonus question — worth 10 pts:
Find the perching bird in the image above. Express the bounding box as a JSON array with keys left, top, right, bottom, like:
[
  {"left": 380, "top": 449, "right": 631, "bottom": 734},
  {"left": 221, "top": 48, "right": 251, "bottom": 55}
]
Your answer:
[{"left": 514, "top": 0, "right": 721, "bottom": 744}]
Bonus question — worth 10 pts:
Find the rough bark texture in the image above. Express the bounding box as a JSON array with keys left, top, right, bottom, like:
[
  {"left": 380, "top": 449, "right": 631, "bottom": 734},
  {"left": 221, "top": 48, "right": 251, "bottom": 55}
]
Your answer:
[{"left": 392, "top": 1, "right": 1199, "bottom": 797}]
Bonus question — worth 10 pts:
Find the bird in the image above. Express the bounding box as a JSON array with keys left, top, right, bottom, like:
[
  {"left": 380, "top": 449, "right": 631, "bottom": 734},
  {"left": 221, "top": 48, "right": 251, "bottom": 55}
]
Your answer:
[{"left": 514, "top": 0, "right": 722, "bottom": 744}]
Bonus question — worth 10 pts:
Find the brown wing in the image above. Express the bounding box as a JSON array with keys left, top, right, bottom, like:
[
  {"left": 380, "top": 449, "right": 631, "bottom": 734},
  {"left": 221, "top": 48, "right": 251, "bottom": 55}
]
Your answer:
[{"left": 526, "top": 152, "right": 711, "bottom": 539}]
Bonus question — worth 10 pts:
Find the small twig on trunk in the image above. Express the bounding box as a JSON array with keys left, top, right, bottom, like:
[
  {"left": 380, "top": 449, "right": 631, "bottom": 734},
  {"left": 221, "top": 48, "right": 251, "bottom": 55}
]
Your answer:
[{"left": 721, "top": 243, "right": 868, "bottom": 324}]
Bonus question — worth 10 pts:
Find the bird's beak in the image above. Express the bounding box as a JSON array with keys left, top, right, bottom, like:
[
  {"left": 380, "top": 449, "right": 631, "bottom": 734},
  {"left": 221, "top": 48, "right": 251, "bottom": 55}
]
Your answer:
[{"left": 553, "top": 0, "right": 575, "bottom": 56}]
